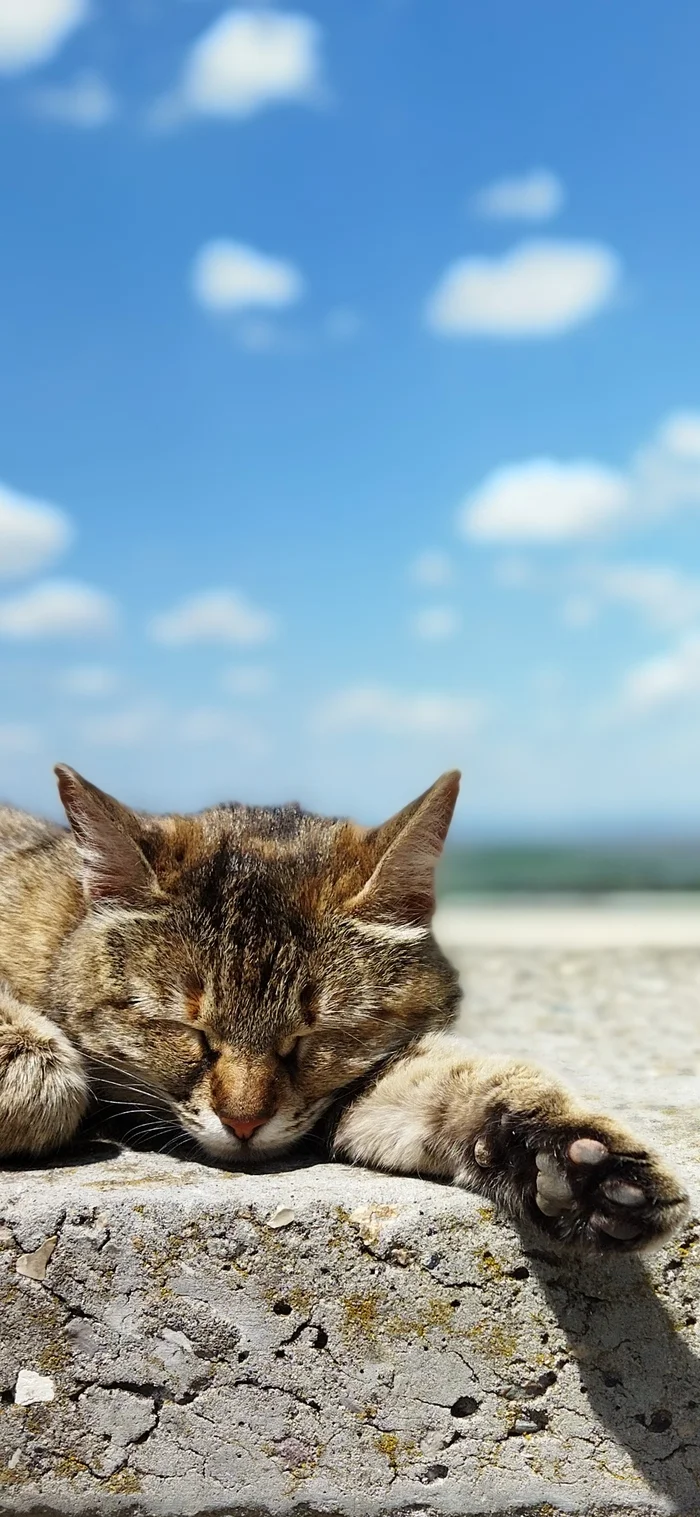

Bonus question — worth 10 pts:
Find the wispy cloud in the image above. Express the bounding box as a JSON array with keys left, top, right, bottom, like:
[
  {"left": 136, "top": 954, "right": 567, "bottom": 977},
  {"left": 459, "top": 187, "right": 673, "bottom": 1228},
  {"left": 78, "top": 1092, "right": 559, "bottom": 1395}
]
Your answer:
[
  {"left": 149, "top": 589, "right": 277, "bottom": 646},
  {"left": 58, "top": 664, "right": 120, "bottom": 697},
  {"left": 0, "top": 480, "right": 72, "bottom": 578},
  {"left": 191, "top": 240, "right": 304, "bottom": 314},
  {"left": 315, "top": 685, "right": 485, "bottom": 737},
  {"left": 30, "top": 71, "right": 117, "bottom": 128},
  {"left": 221, "top": 665, "right": 274, "bottom": 697},
  {"left": 587, "top": 563, "right": 700, "bottom": 631},
  {"left": 0, "top": 581, "right": 117, "bottom": 639},
  {"left": 411, "top": 606, "right": 461, "bottom": 641},
  {"left": 633, "top": 410, "right": 700, "bottom": 516},
  {"left": 617, "top": 634, "right": 700, "bottom": 716},
  {"left": 425, "top": 240, "right": 620, "bottom": 339},
  {"left": 0, "top": 0, "right": 87, "bottom": 74},
  {"left": 410, "top": 549, "right": 453, "bottom": 588},
  {"left": 471, "top": 169, "right": 564, "bottom": 222},
  {"left": 157, "top": 7, "right": 325, "bottom": 126},
  {"left": 178, "top": 706, "right": 268, "bottom": 753}
]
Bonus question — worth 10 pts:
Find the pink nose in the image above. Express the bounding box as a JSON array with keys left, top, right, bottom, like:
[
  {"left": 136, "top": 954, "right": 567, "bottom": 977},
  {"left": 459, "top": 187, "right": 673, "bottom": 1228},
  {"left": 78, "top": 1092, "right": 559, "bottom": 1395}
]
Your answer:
[{"left": 222, "top": 1115, "right": 267, "bottom": 1142}]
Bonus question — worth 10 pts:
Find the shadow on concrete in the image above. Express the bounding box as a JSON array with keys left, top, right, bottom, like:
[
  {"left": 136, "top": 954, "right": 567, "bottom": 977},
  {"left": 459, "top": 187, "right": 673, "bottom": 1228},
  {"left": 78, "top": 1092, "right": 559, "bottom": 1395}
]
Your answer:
[
  {"left": 0, "top": 1137, "right": 122, "bottom": 1172},
  {"left": 525, "top": 1237, "right": 700, "bottom": 1510}
]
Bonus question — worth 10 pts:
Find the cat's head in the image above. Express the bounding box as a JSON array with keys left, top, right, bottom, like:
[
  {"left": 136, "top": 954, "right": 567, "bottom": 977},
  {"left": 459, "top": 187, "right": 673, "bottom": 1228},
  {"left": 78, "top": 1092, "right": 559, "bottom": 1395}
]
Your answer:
[{"left": 55, "top": 765, "right": 461, "bottom": 1161}]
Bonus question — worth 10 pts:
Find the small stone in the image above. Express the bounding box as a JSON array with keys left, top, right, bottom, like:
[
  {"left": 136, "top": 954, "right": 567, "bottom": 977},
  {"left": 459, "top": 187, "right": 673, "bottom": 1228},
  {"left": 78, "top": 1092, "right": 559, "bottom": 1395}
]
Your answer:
[
  {"left": 161, "top": 1327, "right": 193, "bottom": 1352},
  {"left": 16, "top": 1237, "right": 57, "bottom": 1282},
  {"left": 14, "top": 1369, "right": 55, "bottom": 1406},
  {"left": 511, "top": 1417, "right": 539, "bottom": 1435},
  {"left": 7, "top": 1449, "right": 21, "bottom": 1470},
  {"left": 0, "top": 1225, "right": 14, "bottom": 1247},
  {"left": 65, "top": 1318, "right": 99, "bottom": 1358},
  {"left": 349, "top": 1204, "right": 398, "bottom": 1244},
  {"left": 268, "top": 1206, "right": 295, "bottom": 1230}
]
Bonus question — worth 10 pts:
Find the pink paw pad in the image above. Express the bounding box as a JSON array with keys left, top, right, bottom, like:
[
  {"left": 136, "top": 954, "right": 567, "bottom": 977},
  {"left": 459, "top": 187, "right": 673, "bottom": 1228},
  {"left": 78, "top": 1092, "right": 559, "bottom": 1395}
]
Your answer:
[{"left": 568, "top": 1138, "right": 608, "bottom": 1165}]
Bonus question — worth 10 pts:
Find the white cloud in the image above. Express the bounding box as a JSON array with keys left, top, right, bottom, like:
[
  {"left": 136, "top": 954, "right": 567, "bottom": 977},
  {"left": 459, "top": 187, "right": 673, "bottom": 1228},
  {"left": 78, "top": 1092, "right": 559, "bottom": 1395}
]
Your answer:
[
  {"left": 618, "top": 634, "right": 700, "bottom": 716},
  {"left": 221, "top": 664, "right": 274, "bottom": 697},
  {"left": 178, "top": 706, "right": 267, "bottom": 753},
  {"left": 412, "top": 606, "right": 461, "bottom": 642},
  {"left": 471, "top": 169, "right": 564, "bottom": 222},
  {"left": 425, "top": 239, "right": 620, "bottom": 339},
  {"left": 633, "top": 409, "right": 700, "bottom": 516},
  {"left": 464, "top": 409, "right": 700, "bottom": 557},
  {"left": 460, "top": 458, "right": 630, "bottom": 543},
  {"left": 59, "top": 664, "right": 119, "bottom": 697},
  {"left": 30, "top": 70, "right": 117, "bottom": 127},
  {"left": 410, "top": 549, "right": 453, "bottom": 588},
  {"left": 315, "top": 686, "right": 485, "bottom": 738},
  {"left": 150, "top": 589, "right": 277, "bottom": 647},
  {"left": 0, "top": 0, "right": 87, "bottom": 73},
  {"left": 0, "top": 580, "right": 117, "bottom": 639},
  {"left": 191, "top": 240, "right": 304, "bottom": 313},
  {"left": 0, "top": 480, "right": 72, "bottom": 579},
  {"left": 179, "top": 7, "right": 323, "bottom": 120},
  {"left": 0, "top": 723, "right": 40, "bottom": 754},
  {"left": 657, "top": 411, "right": 700, "bottom": 459},
  {"left": 591, "top": 563, "right": 700, "bottom": 631}
]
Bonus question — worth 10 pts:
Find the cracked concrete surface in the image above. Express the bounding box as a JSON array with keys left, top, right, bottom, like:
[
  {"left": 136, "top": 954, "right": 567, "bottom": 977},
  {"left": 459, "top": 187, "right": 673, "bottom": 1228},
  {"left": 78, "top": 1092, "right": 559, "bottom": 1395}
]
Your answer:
[{"left": 0, "top": 942, "right": 699, "bottom": 1517}]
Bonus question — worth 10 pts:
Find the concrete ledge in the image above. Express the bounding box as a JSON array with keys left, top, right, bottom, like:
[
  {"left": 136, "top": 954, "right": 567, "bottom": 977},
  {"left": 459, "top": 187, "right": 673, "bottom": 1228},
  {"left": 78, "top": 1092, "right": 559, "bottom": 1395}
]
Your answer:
[{"left": 1, "top": 1142, "right": 699, "bottom": 1517}]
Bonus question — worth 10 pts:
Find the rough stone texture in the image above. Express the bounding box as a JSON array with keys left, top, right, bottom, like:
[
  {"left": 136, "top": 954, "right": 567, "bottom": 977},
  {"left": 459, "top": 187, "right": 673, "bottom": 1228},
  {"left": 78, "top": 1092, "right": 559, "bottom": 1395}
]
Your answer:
[{"left": 1, "top": 939, "right": 699, "bottom": 1517}]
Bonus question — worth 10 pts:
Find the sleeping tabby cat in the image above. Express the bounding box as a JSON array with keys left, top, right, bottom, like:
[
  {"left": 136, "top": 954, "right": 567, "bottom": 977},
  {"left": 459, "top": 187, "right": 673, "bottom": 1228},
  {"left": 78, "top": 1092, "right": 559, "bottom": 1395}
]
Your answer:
[{"left": 0, "top": 765, "right": 688, "bottom": 1253}]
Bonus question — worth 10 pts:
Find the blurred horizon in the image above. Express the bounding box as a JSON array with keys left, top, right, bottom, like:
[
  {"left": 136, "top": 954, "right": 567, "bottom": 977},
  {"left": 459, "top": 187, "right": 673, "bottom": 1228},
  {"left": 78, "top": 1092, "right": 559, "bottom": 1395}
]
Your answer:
[{"left": 3, "top": 1, "right": 700, "bottom": 835}]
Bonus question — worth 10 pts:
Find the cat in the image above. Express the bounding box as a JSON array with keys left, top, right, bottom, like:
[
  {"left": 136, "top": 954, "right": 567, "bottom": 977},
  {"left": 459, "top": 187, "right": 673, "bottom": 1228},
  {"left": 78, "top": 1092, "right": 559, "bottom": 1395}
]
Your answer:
[{"left": 0, "top": 764, "right": 689, "bottom": 1254}]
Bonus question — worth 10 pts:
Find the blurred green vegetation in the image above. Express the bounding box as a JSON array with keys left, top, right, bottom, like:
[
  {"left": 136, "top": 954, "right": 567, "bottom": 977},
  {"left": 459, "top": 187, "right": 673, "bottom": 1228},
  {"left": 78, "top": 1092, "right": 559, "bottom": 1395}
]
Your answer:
[{"left": 438, "top": 842, "right": 700, "bottom": 896}]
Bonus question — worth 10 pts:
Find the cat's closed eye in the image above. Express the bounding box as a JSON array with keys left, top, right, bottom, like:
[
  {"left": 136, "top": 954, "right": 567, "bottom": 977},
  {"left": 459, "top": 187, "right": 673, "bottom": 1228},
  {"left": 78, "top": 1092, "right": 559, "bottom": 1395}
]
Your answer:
[
  {"left": 155, "top": 1016, "right": 220, "bottom": 1065},
  {"left": 187, "top": 1022, "right": 221, "bottom": 1063}
]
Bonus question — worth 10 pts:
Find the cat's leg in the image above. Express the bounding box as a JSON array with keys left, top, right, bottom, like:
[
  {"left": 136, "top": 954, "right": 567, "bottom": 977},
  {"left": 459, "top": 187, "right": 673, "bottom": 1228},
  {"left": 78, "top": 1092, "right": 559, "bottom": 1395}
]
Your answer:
[
  {"left": 0, "top": 984, "right": 89, "bottom": 1157},
  {"left": 334, "top": 1033, "right": 689, "bottom": 1253}
]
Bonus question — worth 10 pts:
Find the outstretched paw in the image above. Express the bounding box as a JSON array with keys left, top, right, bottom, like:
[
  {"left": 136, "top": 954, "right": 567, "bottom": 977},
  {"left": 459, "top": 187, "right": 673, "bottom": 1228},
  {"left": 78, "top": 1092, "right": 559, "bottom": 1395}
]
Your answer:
[{"left": 474, "top": 1115, "right": 689, "bottom": 1253}]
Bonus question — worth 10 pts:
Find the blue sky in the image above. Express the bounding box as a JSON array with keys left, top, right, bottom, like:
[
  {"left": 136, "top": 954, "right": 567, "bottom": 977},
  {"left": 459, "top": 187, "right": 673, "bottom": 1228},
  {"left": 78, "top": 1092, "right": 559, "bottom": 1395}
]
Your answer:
[{"left": 2, "top": 0, "right": 700, "bottom": 834}]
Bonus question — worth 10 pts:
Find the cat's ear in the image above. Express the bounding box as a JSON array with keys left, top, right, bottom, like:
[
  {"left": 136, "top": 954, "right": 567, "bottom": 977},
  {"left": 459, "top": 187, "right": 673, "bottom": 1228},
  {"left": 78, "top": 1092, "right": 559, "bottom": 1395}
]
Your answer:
[
  {"left": 345, "top": 770, "right": 460, "bottom": 928},
  {"left": 55, "top": 765, "right": 160, "bottom": 907}
]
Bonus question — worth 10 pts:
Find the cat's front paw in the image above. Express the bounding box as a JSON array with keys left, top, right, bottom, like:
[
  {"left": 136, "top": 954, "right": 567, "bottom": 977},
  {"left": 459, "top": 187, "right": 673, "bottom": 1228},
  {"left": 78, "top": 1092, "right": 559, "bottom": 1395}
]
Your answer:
[
  {"left": 472, "top": 1113, "right": 689, "bottom": 1253},
  {"left": 0, "top": 1008, "right": 88, "bottom": 1157}
]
